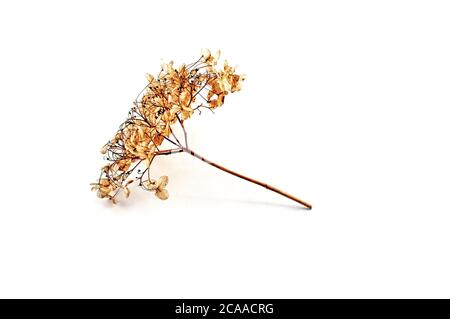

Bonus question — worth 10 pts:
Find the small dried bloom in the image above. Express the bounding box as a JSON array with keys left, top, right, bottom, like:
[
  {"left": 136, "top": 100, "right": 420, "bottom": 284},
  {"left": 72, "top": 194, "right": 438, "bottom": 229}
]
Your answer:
[{"left": 142, "top": 176, "right": 169, "bottom": 200}]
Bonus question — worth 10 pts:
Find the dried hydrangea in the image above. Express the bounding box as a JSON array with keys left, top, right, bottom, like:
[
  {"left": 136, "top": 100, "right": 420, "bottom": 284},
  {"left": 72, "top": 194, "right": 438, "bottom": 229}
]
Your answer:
[{"left": 91, "top": 50, "right": 311, "bottom": 209}]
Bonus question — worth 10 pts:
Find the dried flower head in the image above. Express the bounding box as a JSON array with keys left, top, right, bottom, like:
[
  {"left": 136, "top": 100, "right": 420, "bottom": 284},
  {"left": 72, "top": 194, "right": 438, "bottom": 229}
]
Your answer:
[
  {"left": 92, "top": 50, "right": 312, "bottom": 209},
  {"left": 91, "top": 49, "right": 245, "bottom": 203}
]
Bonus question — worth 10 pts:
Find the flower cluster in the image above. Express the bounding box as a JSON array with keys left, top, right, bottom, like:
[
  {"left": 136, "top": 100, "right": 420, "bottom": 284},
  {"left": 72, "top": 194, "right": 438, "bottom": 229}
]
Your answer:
[{"left": 91, "top": 50, "right": 245, "bottom": 203}]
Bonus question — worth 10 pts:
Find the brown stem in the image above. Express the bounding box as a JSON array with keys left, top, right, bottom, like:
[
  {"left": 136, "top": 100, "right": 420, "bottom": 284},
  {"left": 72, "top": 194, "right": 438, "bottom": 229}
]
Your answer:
[
  {"left": 155, "top": 148, "right": 183, "bottom": 155},
  {"left": 182, "top": 147, "right": 312, "bottom": 209}
]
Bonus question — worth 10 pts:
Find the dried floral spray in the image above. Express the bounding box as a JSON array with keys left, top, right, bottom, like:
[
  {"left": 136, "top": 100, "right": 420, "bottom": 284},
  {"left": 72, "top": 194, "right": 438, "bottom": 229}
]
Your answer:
[{"left": 91, "top": 50, "right": 311, "bottom": 209}]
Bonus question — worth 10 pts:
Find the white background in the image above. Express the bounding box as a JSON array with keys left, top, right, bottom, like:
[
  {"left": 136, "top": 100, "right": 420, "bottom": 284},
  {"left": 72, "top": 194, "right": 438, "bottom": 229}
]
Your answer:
[{"left": 0, "top": 0, "right": 449, "bottom": 298}]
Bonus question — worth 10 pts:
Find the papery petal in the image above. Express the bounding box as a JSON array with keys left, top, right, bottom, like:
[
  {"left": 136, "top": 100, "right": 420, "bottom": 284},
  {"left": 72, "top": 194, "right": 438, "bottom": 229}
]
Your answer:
[
  {"left": 155, "top": 189, "right": 169, "bottom": 200},
  {"left": 143, "top": 179, "right": 159, "bottom": 191},
  {"left": 100, "top": 145, "right": 108, "bottom": 154},
  {"left": 201, "top": 48, "right": 211, "bottom": 60},
  {"left": 159, "top": 176, "right": 169, "bottom": 188},
  {"left": 124, "top": 187, "right": 130, "bottom": 198}
]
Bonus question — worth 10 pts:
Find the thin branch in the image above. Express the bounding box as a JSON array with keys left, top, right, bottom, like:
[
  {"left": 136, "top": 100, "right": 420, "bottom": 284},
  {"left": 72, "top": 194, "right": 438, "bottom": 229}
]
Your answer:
[
  {"left": 181, "top": 147, "right": 312, "bottom": 209},
  {"left": 155, "top": 148, "right": 183, "bottom": 156},
  {"left": 176, "top": 114, "right": 188, "bottom": 148}
]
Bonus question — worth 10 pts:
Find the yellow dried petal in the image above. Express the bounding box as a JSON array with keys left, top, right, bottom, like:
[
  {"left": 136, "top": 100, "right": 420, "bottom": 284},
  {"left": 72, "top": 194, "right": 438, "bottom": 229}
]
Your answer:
[
  {"left": 159, "top": 176, "right": 169, "bottom": 188},
  {"left": 125, "top": 180, "right": 134, "bottom": 186},
  {"left": 100, "top": 145, "right": 108, "bottom": 154},
  {"left": 201, "top": 48, "right": 211, "bottom": 60},
  {"left": 155, "top": 189, "right": 169, "bottom": 200},
  {"left": 124, "top": 187, "right": 130, "bottom": 198},
  {"left": 143, "top": 179, "right": 158, "bottom": 191}
]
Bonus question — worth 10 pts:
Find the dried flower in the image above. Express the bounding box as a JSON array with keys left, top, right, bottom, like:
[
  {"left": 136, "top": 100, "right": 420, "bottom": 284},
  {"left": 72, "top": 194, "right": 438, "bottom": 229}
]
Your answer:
[
  {"left": 142, "top": 176, "right": 169, "bottom": 200},
  {"left": 91, "top": 50, "right": 311, "bottom": 209}
]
